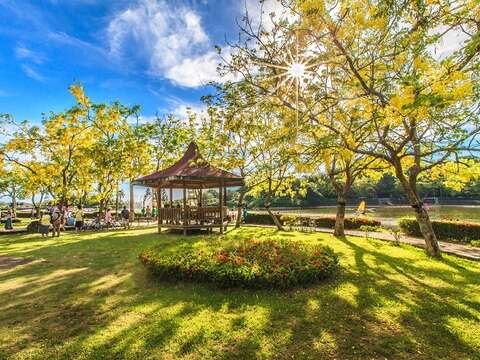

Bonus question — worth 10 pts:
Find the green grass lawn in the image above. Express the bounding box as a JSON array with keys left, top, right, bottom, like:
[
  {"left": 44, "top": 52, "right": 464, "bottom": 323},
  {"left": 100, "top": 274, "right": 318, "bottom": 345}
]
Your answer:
[
  {"left": 12, "top": 218, "right": 32, "bottom": 229},
  {"left": 0, "top": 227, "right": 479, "bottom": 359}
]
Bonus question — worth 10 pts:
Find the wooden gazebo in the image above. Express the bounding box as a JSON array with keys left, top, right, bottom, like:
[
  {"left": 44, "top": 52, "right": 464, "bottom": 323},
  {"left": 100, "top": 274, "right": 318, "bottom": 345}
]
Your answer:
[{"left": 133, "top": 142, "right": 244, "bottom": 235}]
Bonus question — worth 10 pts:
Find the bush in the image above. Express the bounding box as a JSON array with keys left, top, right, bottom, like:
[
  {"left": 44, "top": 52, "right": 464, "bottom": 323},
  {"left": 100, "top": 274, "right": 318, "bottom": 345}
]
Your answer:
[
  {"left": 314, "top": 216, "right": 381, "bottom": 229},
  {"left": 139, "top": 239, "right": 340, "bottom": 289},
  {"left": 470, "top": 240, "right": 480, "bottom": 248},
  {"left": 244, "top": 212, "right": 279, "bottom": 225},
  {"left": 359, "top": 225, "right": 381, "bottom": 233},
  {"left": 245, "top": 212, "right": 380, "bottom": 229},
  {"left": 398, "top": 217, "right": 480, "bottom": 243}
]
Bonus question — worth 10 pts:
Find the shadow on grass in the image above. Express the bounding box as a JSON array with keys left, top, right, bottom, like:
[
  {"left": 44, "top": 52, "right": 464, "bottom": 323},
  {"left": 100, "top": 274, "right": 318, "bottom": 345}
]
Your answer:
[{"left": 0, "top": 228, "right": 479, "bottom": 359}]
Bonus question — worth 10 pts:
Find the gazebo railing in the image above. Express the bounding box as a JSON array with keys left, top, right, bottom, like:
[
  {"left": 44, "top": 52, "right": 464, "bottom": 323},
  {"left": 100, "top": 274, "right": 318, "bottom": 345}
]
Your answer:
[{"left": 159, "top": 206, "right": 228, "bottom": 225}]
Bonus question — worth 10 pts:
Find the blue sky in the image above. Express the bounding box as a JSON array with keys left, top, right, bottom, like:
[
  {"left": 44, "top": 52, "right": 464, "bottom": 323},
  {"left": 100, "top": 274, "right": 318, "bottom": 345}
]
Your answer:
[
  {"left": 1, "top": 0, "right": 462, "bottom": 124},
  {"left": 0, "top": 0, "right": 271, "bottom": 122}
]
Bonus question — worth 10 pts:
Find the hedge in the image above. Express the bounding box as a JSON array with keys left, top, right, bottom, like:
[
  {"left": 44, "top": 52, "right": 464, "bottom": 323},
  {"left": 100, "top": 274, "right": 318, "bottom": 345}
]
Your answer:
[
  {"left": 244, "top": 212, "right": 380, "bottom": 229},
  {"left": 398, "top": 217, "right": 480, "bottom": 243},
  {"left": 140, "top": 239, "right": 339, "bottom": 289}
]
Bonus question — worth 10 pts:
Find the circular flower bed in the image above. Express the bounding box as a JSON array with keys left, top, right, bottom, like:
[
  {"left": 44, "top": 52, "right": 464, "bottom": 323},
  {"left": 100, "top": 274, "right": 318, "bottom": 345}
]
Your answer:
[{"left": 139, "top": 239, "right": 339, "bottom": 289}]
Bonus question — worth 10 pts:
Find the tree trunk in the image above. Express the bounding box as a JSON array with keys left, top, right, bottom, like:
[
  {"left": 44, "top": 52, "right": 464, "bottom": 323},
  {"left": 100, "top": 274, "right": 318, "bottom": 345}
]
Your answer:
[
  {"left": 396, "top": 171, "right": 441, "bottom": 258},
  {"left": 412, "top": 205, "right": 441, "bottom": 257},
  {"left": 80, "top": 191, "right": 86, "bottom": 207},
  {"left": 32, "top": 193, "right": 44, "bottom": 218},
  {"left": 334, "top": 195, "right": 346, "bottom": 237},
  {"left": 115, "top": 181, "right": 119, "bottom": 219},
  {"left": 264, "top": 196, "right": 284, "bottom": 231},
  {"left": 235, "top": 189, "right": 246, "bottom": 228},
  {"left": 11, "top": 184, "right": 17, "bottom": 217},
  {"left": 99, "top": 199, "right": 105, "bottom": 218}
]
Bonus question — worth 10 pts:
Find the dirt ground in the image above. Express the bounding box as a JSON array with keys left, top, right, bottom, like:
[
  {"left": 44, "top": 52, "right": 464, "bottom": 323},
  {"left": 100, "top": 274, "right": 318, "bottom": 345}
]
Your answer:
[{"left": 0, "top": 256, "right": 34, "bottom": 270}]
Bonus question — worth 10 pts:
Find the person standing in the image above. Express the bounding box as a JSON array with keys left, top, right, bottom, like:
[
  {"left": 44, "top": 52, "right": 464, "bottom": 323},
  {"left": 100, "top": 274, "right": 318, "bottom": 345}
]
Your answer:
[
  {"left": 4, "top": 209, "right": 13, "bottom": 230},
  {"left": 38, "top": 211, "right": 51, "bottom": 237},
  {"left": 75, "top": 205, "right": 84, "bottom": 232},
  {"left": 120, "top": 206, "right": 130, "bottom": 229},
  {"left": 46, "top": 202, "right": 53, "bottom": 215},
  {"left": 146, "top": 205, "right": 152, "bottom": 224},
  {"left": 242, "top": 207, "right": 248, "bottom": 224},
  {"left": 104, "top": 208, "right": 112, "bottom": 229},
  {"left": 51, "top": 205, "right": 63, "bottom": 237}
]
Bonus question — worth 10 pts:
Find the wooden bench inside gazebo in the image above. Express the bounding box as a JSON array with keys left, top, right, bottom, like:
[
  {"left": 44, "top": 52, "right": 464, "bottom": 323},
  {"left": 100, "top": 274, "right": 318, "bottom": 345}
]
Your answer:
[{"left": 133, "top": 142, "right": 244, "bottom": 235}]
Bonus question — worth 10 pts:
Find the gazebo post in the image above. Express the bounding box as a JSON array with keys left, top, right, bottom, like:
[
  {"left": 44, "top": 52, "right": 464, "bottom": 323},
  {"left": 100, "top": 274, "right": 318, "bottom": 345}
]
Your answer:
[
  {"left": 169, "top": 188, "right": 173, "bottom": 207},
  {"left": 157, "top": 187, "right": 162, "bottom": 233},
  {"left": 219, "top": 179, "right": 224, "bottom": 234},
  {"left": 151, "top": 189, "right": 155, "bottom": 213},
  {"left": 183, "top": 182, "right": 187, "bottom": 236}
]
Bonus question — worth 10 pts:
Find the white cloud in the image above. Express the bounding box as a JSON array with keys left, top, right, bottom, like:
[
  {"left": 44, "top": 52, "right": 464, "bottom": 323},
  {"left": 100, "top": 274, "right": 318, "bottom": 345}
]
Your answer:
[
  {"left": 107, "top": 0, "right": 225, "bottom": 87},
  {"left": 243, "top": 0, "right": 293, "bottom": 32},
  {"left": 21, "top": 64, "right": 46, "bottom": 82},
  {"left": 165, "top": 51, "right": 223, "bottom": 87},
  {"left": 161, "top": 96, "right": 207, "bottom": 119},
  {"left": 15, "top": 45, "right": 45, "bottom": 64},
  {"left": 48, "top": 31, "right": 107, "bottom": 58},
  {"left": 172, "top": 102, "right": 206, "bottom": 119},
  {"left": 430, "top": 27, "right": 470, "bottom": 60},
  {"left": 0, "top": 122, "right": 17, "bottom": 145}
]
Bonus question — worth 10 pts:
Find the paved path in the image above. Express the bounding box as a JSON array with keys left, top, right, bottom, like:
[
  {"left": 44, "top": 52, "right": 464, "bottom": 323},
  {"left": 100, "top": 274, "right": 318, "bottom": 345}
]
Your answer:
[
  {"left": 314, "top": 227, "right": 480, "bottom": 261},
  {"left": 245, "top": 224, "right": 480, "bottom": 261}
]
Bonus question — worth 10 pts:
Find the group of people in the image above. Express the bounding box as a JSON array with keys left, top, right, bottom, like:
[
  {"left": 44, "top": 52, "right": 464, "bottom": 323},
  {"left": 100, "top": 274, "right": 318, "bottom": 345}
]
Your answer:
[
  {"left": 3, "top": 202, "right": 247, "bottom": 235},
  {"left": 38, "top": 204, "right": 65, "bottom": 237},
  {"left": 38, "top": 203, "right": 83, "bottom": 237},
  {"left": 38, "top": 204, "right": 133, "bottom": 237}
]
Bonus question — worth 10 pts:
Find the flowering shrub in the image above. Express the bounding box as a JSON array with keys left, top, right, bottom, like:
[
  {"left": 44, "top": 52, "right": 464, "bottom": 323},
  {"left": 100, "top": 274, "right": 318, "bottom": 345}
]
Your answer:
[
  {"left": 398, "top": 217, "right": 480, "bottom": 243},
  {"left": 245, "top": 212, "right": 380, "bottom": 229},
  {"left": 139, "top": 239, "right": 339, "bottom": 289}
]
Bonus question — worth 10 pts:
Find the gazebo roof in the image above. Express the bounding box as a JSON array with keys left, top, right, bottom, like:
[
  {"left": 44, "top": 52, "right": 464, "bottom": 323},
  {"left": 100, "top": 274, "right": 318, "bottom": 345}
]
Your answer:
[{"left": 133, "top": 142, "right": 244, "bottom": 189}]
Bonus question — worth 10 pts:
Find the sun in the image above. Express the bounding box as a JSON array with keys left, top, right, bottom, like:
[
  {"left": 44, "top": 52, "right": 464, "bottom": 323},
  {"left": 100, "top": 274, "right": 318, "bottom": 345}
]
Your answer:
[
  {"left": 288, "top": 62, "right": 306, "bottom": 79},
  {"left": 254, "top": 41, "right": 320, "bottom": 128}
]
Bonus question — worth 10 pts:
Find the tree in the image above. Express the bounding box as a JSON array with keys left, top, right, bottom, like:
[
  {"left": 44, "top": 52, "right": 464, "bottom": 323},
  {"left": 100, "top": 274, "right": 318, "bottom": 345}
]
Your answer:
[
  {"left": 297, "top": 107, "right": 385, "bottom": 236},
  {"left": 2, "top": 85, "right": 95, "bottom": 206},
  {"left": 207, "top": 81, "right": 299, "bottom": 230},
  {"left": 204, "top": 82, "right": 263, "bottom": 228},
  {"left": 219, "top": 1, "right": 383, "bottom": 236},
  {"left": 13, "top": 165, "right": 48, "bottom": 217},
  {"left": 76, "top": 89, "right": 142, "bottom": 215},
  {"left": 296, "top": 0, "right": 480, "bottom": 257},
  {"left": 143, "top": 114, "right": 192, "bottom": 172},
  {"left": 1, "top": 85, "right": 152, "bottom": 213},
  {"left": 224, "top": 0, "right": 480, "bottom": 257},
  {"left": 0, "top": 168, "right": 24, "bottom": 216}
]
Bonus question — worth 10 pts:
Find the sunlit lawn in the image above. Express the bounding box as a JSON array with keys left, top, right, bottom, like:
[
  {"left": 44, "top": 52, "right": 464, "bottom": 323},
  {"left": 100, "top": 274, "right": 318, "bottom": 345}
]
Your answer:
[
  {"left": 12, "top": 218, "right": 33, "bottom": 229},
  {"left": 0, "top": 227, "right": 479, "bottom": 359}
]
